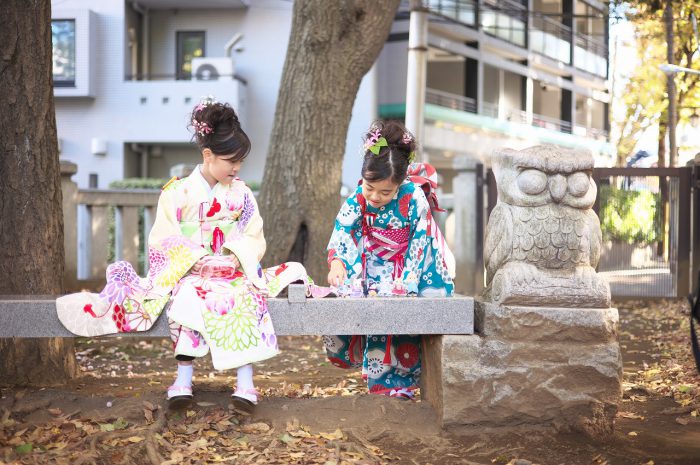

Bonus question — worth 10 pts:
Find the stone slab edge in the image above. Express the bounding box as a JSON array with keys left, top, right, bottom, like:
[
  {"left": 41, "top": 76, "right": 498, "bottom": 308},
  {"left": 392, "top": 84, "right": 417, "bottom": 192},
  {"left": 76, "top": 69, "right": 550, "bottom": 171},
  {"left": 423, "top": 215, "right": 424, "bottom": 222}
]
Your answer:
[{"left": 0, "top": 295, "right": 474, "bottom": 337}]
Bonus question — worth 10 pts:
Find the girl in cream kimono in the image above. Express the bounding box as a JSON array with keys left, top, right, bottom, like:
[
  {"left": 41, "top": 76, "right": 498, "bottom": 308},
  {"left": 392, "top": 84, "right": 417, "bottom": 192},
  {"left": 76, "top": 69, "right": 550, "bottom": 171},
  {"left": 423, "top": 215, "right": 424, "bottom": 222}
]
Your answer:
[{"left": 57, "top": 99, "right": 308, "bottom": 410}]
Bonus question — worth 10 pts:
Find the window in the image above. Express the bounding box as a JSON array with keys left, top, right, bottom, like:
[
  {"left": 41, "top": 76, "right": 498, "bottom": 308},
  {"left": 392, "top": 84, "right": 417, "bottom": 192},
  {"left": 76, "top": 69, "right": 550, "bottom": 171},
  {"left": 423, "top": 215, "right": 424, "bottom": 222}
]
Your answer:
[
  {"left": 176, "top": 31, "right": 205, "bottom": 80},
  {"left": 52, "top": 19, "right": 76, "bottom": 87}
]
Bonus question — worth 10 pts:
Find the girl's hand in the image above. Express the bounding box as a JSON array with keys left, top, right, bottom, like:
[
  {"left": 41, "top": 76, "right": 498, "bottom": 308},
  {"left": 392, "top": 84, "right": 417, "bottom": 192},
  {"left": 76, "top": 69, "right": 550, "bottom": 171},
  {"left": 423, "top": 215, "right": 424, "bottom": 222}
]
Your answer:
[{"left": 327, "top": 260, "right": 347, "bottom": 287}]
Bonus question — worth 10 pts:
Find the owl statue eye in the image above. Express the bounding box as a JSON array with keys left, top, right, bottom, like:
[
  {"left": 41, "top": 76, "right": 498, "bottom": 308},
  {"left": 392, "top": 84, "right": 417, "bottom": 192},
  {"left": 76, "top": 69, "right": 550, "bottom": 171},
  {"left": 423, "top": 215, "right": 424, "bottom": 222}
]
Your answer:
[
  {"left": 517, "top": 169, "right": 547, "bottom": 195},
  {"left": 568, "top": 172, "right": 590, "bottom": 197}
]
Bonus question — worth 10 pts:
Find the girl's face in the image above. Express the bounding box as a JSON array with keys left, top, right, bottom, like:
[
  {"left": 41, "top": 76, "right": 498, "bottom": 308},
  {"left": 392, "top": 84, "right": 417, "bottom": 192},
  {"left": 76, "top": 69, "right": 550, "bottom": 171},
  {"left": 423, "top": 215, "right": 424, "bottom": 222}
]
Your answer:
[
  {"left": 362, "top": 178, "right": 400, "bottom": 209},
  {"left": 202, "top": 148, "right": 243, "bottom": 186}
]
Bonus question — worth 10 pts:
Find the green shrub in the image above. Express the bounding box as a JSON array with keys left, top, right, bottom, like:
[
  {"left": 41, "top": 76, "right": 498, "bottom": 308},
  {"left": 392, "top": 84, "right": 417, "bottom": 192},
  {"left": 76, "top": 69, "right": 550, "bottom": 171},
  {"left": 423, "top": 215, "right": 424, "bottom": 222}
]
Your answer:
[{"left": 598, "top": 184, "right": 662, "bottom": 245}]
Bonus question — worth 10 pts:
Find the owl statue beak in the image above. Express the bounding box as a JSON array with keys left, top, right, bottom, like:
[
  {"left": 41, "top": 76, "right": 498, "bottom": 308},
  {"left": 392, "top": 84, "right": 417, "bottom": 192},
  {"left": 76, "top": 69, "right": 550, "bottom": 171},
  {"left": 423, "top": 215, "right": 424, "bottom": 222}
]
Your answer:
[{"left": 549, "top": 174, "right": 567, "bottom": 203}]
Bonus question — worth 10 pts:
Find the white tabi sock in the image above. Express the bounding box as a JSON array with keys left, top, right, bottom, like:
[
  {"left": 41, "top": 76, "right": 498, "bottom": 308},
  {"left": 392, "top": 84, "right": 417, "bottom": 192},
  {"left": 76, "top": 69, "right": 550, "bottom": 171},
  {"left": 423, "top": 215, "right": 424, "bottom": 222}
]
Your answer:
[
  {"left": 174, "top": 363, "right": 193, "bottom": 387},
  {"left": 236, "top": 364, "right": 254, "bottom": 392}
]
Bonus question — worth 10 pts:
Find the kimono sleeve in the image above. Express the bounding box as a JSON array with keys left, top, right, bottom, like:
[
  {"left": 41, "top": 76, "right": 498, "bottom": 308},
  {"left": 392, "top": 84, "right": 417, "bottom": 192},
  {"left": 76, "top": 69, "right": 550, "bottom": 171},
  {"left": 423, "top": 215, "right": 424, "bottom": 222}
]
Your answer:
[
  {"left": 147, "top": 185, "right": 207, "bottom": 289},
  {"left": 222, "top": 186, "right": 266, "bottom": 284},
  {"left": 148, "top": 187, "right": 181, "bottom": 247},
  {"left": 326, "top": 187, "right": 363, "bottom": 279},
  {"left": 401, "top": 186, "right": 431, "bottom": 282}
]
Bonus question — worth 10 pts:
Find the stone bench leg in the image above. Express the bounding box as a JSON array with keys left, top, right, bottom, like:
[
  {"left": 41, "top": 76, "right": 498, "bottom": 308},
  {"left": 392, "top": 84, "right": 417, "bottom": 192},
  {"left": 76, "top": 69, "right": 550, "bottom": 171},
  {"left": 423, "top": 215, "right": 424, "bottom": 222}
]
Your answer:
[{"left": 421, "top": 301, "right": 622, "bottom": 437}]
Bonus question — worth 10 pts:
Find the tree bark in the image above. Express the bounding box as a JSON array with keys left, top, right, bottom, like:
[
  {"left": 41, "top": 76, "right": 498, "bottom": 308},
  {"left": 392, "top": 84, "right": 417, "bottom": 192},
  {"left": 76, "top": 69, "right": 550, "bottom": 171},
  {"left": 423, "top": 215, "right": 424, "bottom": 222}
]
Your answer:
[
  {"left": 258, "top": 0, "right": 400, "bottom": 282},
  {"left": 0, "top": 0, "right": 77, "bottom": 385},
  {"left": 664, "top": 0, "right": 676, "bottom": 167}
]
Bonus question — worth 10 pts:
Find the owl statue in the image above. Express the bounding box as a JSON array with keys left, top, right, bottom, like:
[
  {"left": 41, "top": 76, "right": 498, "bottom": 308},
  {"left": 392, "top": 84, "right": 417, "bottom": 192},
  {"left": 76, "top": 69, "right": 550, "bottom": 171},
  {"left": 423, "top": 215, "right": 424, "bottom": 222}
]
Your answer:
[{"left": 483, "top": 145, "right": 610, "bottom": 308}]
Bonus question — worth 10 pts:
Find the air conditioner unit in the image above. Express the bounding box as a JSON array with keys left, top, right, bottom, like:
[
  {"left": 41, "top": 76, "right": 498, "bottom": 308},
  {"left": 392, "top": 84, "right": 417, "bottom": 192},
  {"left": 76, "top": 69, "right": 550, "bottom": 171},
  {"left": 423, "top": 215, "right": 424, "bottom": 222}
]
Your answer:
[{"left": 191, "top": 57, "right": 234, "bottom": 81}]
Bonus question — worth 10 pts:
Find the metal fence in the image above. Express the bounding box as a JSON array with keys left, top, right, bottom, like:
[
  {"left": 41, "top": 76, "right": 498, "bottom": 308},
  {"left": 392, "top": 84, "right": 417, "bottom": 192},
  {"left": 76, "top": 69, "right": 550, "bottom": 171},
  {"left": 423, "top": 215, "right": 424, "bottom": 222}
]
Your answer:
[{"left": 592, "top": 168, "right": 691, "bottom": 298}]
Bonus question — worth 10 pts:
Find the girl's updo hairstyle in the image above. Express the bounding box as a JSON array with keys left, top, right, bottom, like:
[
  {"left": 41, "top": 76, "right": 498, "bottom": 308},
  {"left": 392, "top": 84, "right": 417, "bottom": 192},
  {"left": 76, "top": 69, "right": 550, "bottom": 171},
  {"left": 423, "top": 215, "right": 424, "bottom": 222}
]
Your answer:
[
  {"left": 190, "top": 99, "right": 251, "bottom": 162},
  {"left": 361, "top": 120, "right": 417, "bottom": 185}
]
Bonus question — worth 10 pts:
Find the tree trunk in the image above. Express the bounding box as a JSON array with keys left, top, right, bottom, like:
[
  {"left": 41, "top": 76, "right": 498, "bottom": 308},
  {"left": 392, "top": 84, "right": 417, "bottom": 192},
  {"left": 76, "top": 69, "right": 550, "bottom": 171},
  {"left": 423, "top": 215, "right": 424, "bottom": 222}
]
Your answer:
[
  {"left": 0, "top": 0, "right": 77, "bottom": 385},
  {"left": 664, "top": 0, "right": 677, "bottom": 167},
  {"left": 258, "top": 0, "right": 400, "bottom": 282}
]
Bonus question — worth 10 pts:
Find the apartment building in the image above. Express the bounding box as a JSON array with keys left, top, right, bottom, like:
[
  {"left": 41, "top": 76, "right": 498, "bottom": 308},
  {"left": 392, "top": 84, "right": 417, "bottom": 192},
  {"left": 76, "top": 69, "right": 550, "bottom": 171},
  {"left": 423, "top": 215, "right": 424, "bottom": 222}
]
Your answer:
[
  {"left": 379, "top": 0, "right": 612, "bottom": 187},
  {"left": 52, "top": 0, "right": 610, "bottom": 190}
]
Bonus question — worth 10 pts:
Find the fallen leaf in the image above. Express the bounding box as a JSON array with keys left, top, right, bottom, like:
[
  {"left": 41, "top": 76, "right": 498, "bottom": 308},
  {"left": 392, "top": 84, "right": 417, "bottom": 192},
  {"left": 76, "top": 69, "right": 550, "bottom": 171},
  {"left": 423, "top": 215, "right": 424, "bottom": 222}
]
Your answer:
[
  {"left": 627, "top": 431, "right": 638, "bottom": 437},
  {"left": 113, "top": 417, "right": 129, "bottom": 430},
  {"left": 617, "top": 412, "right": 645, "bottom": 420},
  {"left": 279, "top": 433, "right": 296, "bottom": 444},
  {"left": 15, "top": 443, "right": 32, "bottom": 454},
  {"left": 318, "top": 429, "right": 344, "bottom": 440},
  {"left": 126, "top": 436, "right": 145, "bottom": 443},
  {"left": 48, "top": 408, "right": 62, "bottom": 416},
  {"left": 241, "top": 422, "right": 271, "bottom": 434}
]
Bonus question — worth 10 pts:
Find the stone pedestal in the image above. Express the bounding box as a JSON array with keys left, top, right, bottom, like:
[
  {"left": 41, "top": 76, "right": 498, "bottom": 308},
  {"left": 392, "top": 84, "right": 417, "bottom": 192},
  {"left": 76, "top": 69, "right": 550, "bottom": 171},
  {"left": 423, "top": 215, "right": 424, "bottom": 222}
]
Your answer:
[{"left": 421, "top": 300, "right": 622, "bottom": 437}]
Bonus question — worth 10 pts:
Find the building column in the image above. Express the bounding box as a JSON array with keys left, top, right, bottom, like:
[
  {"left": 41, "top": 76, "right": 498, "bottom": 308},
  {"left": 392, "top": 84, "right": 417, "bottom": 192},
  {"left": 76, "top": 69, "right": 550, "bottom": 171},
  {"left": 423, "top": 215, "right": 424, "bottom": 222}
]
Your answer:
[
  {"left": 561, "top": 88, "right": 573, "bottom": 133},
  {"left": 525, "top": 76, "right": 534, "bottom": 124},
  {"left": 477, "top": 60, "right": 484, "bottom": 114},
  {"left": 497, "top": 69, "right": 505, "bottom": 119}
]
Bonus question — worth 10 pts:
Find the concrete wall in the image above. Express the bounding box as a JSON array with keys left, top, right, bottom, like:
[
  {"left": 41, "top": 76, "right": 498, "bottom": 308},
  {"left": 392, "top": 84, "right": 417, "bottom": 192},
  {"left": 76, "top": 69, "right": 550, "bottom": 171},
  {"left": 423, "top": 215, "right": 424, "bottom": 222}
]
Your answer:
[
  {"left": 483, "top": 64, "right": 499, "bottom": 105},
  {"left": 427, "top": 60, "right": 465, "bottom": 95},
  {"left": 377, "top": 39, "right": 409, "bottom": 105},
  {"left": 502, "top": 70, "right": 523, "bottom": 112},
  {"left": 533, "top": 81, "right": 562, "bottom": 119},
  {"left": 591, "top": 99, "right": 606, "bottom": 131}
]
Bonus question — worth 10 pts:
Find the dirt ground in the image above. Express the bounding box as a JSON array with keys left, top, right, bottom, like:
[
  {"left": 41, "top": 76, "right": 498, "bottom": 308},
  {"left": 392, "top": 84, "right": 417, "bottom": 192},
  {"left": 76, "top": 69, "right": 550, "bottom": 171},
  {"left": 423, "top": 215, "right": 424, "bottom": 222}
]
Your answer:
[{"left": 1, "top": 299, "right": 700, "bottom": 465}]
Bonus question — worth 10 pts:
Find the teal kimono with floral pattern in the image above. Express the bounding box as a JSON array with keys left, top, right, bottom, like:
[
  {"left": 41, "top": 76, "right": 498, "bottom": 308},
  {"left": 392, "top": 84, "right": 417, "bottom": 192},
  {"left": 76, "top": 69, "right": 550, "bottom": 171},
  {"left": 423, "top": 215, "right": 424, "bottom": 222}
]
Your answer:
[{"left": 324, "top": 181, "right": 454, "bottom": 397}]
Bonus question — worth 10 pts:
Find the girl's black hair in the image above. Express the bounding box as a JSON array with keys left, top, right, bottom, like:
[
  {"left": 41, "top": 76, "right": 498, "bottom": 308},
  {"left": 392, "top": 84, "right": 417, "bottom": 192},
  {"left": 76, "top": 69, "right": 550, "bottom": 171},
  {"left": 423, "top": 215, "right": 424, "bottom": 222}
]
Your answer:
[
  {"left": 361, "top": 120, "right": 417, "bottom": 185},
  {"left": 190, "top": 101, "right": 251, "bottom": 161}
]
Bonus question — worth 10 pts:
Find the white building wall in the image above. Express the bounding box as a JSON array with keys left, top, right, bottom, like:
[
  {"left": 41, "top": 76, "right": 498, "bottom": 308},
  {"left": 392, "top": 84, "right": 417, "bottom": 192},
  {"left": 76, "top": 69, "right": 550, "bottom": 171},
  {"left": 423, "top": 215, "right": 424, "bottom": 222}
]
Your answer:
[
  {"left": 53, "top": 0, "right": 127, "bottom": 188},
  {"left": 148, "top": 9, "right": 246, "bottom": 77}
]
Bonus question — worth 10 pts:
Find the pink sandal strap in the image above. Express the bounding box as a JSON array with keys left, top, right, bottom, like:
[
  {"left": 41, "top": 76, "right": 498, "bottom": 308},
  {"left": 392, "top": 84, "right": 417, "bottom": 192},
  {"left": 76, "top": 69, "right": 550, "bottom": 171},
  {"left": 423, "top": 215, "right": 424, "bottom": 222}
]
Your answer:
[
  {"left": 167, "top": 384, "right": 193, "bottom": 399},
  {"left": 232, "top": 388, "right": 259, "bottom": 404}
]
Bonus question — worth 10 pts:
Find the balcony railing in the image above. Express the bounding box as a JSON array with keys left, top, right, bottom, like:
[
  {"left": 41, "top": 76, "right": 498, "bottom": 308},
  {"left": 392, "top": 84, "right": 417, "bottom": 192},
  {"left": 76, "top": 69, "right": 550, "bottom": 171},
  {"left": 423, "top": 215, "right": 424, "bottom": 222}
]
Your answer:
[
  {"left": 532, "top": 112, "right": 572, "bottom": 133},
  {"left": 575, "top": 32, "right": 607, "bottom": 58},
  {"left": 480, "top": 0, "right": 527, "bottom": 47},
  {"left": 530, "top": 16, "right": 572, "bottom": 64},
  {"left": 574, "top": 33, "right": 608, "bottom": 78},
  {"left": 481, "top": 101, "right": 573, "bottom": 134},
  {"left": 574, "top": 125, "right": 608, "bottom": 140},
  {"left": 425, "top": 89, "right": 600, "bottom": 140},
  {"left": 424, "top": 0, "right": 477, "bottom": 27},
  {"left": 426, "top": 88, "right": 477, "bottom": 113}
]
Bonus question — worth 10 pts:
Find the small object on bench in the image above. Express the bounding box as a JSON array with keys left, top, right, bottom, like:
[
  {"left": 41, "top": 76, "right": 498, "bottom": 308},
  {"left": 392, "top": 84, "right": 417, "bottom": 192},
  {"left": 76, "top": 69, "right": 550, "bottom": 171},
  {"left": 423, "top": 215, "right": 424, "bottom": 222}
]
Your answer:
[{"left": 287, "top": 283, "right": 307, "bottom": 303}]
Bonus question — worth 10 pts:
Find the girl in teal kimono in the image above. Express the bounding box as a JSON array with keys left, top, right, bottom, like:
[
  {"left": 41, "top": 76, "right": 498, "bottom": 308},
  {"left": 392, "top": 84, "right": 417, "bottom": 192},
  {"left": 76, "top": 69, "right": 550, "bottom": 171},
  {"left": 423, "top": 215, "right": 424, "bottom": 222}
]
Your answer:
[{"left": 325, "top": 121, "right": 455, "bottom": 399}]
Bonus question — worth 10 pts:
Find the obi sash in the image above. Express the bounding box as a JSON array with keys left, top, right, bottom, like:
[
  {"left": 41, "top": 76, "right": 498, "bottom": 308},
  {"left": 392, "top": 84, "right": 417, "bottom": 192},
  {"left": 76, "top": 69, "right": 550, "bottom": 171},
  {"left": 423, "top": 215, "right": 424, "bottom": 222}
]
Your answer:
[{"left": 361, "top": 212, "right": 410, "bottom": 282}]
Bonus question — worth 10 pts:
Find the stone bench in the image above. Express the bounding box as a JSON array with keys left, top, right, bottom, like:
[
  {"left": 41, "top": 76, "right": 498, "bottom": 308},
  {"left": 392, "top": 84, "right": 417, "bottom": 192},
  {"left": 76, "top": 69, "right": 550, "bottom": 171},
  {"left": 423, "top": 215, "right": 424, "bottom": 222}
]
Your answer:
[
  {"left": 0, "top": 285, "right": 474, "bottom": 337},
  {"left": 0, "top": 286, "right": 621, "bottom": 437}
]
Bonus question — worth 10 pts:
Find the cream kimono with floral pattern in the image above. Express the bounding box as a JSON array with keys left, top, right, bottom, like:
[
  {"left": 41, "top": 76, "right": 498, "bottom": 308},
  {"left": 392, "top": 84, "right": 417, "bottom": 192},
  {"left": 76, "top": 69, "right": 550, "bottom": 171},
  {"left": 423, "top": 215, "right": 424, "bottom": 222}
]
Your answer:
[{"left": 57, "top": 167, "right": 309, "bottom": 370}]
